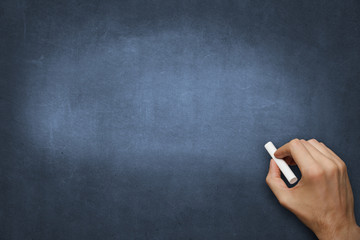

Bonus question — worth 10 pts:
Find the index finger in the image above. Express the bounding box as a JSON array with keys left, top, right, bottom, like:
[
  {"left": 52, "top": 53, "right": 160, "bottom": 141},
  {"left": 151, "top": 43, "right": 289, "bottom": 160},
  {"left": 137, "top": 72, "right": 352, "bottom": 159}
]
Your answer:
[{"left": 274, "top": 139, "right": 316, "bottom": 171}]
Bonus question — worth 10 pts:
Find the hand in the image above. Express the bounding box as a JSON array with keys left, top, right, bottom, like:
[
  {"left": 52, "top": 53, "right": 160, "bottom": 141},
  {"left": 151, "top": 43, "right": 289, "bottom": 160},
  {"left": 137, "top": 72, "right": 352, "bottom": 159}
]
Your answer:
[{"left": 266, "top": 139, "right": 360, "bottom": 240}]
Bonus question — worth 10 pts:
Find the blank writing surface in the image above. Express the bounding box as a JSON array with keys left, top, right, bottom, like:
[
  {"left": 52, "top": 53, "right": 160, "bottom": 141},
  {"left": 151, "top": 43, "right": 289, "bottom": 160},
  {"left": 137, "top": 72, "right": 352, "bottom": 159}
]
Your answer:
[{"left": 1, "top": 1, "right": 360, "bottom": 239}]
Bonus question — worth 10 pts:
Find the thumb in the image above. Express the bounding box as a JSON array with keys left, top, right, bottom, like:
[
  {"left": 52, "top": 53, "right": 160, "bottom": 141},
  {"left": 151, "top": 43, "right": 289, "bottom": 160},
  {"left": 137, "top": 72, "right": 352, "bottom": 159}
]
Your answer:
[{"left": 266, "top": 159, "right": 291, "bottom": 205}]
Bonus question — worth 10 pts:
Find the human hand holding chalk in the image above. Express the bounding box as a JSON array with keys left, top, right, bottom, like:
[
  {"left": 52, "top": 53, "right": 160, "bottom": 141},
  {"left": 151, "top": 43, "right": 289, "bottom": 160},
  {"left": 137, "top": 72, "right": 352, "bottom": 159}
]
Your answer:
[
  {"left": 265, "top": 139, "right": 360, "bottom": 239},
  {"left": 264, "top": 141, "right": 297, "bottom": 184}
]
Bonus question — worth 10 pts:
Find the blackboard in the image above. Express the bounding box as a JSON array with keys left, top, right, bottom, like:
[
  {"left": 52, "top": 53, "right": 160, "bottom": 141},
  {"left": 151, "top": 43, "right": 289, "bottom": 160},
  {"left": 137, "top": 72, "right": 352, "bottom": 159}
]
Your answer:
[{"left": 1, "top": 1, "right": 360, "bottom": 239}]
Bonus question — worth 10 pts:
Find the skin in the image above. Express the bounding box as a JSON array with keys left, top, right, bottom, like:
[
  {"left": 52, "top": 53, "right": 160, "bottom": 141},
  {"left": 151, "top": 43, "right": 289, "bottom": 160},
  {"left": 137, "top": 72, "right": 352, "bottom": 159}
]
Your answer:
[{"left": 266, "top": 138, "right": 360, "bottom": 240}]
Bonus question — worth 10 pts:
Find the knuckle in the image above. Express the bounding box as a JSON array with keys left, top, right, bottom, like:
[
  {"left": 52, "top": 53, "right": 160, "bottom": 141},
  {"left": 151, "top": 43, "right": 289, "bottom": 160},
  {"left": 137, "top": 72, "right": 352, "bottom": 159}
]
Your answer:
[
  {"left": 339, "top": 161, "right": 347, "bottom": 173},
  {"left": 306, "top": 167, "right": 325, "bottom": 179},
  {"left": 289, "top": 138, "right": 300, "bottom": 148},
  {"left": 308, "top": 138, "right": 318, "bottom": 144},
  {"left": 328, "top": 164, "right": 339, "bottom": 176}
]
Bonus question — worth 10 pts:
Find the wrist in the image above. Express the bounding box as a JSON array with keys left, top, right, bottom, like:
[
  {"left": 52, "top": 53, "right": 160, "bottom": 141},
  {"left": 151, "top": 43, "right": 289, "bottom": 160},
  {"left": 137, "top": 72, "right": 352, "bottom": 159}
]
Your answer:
[{"left": 315, "top": 221, "right": 360, "bottom": 240}]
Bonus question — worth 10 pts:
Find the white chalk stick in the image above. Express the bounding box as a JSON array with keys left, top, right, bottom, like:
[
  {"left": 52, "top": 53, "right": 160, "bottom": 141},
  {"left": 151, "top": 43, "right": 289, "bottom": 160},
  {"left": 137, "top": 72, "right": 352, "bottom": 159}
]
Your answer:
[{"left": 265, "top": 141, "right": 298, "bottom": 184}]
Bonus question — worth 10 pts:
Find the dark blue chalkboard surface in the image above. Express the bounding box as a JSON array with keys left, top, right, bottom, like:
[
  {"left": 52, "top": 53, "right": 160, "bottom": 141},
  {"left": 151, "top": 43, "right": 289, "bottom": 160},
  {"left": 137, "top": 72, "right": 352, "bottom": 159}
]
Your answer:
[{"left": 1, "top": 1, "right": 360, "bottom": 239}]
